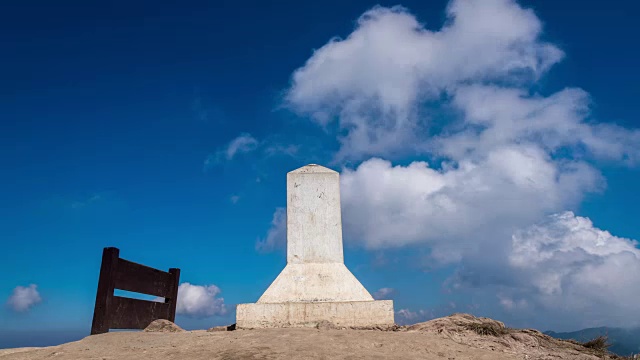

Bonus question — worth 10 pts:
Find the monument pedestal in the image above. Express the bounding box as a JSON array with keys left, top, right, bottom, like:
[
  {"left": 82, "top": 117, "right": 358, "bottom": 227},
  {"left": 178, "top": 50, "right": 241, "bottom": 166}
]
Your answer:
[
  {"left": 236, "top": 164, "right": 394, "bottom": 328},
  {"left": 237, "top": 300, "right": 394, "bottom": 328}
]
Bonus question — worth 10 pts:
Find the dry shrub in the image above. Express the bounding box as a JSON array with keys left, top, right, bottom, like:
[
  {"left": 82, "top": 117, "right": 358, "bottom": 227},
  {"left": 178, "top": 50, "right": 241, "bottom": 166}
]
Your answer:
[
  {"left": 581, "top": 335, "right": 611, "bottom": 352},
  {"left": 464, "top": 322, "right": 510, "bottom": 337}
]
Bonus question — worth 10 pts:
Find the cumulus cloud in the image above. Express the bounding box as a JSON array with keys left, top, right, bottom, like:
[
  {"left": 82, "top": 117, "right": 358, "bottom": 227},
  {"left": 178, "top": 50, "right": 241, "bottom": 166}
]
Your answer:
[
  {"left": 285, "top": 0, "right": 639, "bottom": 163},
  {"left": 7, "top": 284, "right": 42, "bottom": 312},
  {"left": 265, "top": 0, "right": 640, "bottom": 330},
  {"left": 437, "top": 85, "right": 640, "bottom": 165},
  {"left": 340, "top": 158, "right": 640, "bottom": 328},
  {"left": 373, "top": 287, "right": 395, "bottom": 300},
  {"left": 175, "top": 283, "right": 226, "bottom": 318},
  {"left": 503, "top": 212, "right": 640, "bottom": 327},
  {"left": 340, "top": 155, "right": 602, "bottom": 261},
  {"left": 286, "top": 0, "right": 564, "bottom": 161}
]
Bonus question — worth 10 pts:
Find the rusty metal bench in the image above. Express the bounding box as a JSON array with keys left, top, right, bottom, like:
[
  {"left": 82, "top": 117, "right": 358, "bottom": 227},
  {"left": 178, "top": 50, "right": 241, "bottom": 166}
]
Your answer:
[{"left": 90, "top": 247, "right": 180, "bottom": 335}]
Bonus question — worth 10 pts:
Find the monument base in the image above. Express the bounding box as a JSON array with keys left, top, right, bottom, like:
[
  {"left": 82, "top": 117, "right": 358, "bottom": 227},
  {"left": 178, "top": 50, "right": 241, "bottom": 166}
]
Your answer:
[{"left": 236, "top": 300, "right": 394, "bottom": 329}]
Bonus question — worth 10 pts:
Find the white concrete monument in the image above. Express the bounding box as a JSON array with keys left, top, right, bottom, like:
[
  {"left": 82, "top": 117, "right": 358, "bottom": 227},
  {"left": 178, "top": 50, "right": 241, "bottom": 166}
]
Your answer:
[{"left": 236, "top": 164, "right": 394, "bottom": 328}]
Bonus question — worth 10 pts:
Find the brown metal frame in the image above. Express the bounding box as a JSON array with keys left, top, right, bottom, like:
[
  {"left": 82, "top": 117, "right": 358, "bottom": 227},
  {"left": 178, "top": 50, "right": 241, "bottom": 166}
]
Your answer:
[{"left": 90, "top": 247, "right": 180, "bottom": 335}]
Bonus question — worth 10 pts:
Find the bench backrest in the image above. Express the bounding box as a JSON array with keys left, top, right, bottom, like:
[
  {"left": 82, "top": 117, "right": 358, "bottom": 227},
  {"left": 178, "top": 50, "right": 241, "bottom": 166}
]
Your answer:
[{"left": 90, "top": 247, "right": 180, "bottom": 335}]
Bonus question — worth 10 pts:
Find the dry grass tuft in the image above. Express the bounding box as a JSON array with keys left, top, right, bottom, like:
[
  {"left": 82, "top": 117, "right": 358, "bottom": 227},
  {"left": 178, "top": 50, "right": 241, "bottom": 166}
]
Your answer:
[
  {"left": 463, "top": 322, "right": 510, "bottom": 337},
  {"left": 580, "top": 335, "right": 611, "bottom": 353}
]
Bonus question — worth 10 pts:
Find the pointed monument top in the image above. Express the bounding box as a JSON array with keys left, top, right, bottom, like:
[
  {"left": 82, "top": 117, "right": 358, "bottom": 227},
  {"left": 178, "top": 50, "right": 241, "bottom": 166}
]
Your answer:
[{"left": 289, "top": 164, "right": 338, "bottom": 174}]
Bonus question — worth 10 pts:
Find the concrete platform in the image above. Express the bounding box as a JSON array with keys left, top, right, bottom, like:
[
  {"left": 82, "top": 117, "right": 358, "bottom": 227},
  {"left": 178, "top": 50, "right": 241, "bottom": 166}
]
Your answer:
[{"left": 236, "top": 300, "right": 394, "bottom": 329}]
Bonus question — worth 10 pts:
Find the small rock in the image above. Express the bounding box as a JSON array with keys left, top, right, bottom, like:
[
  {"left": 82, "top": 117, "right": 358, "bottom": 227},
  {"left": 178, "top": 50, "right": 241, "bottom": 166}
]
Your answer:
[
  {"left": 207, "top": 324, "right": 236, "bottom": 332},
  {"left": 144, "top": 319, "right": 184, "bottom": 333}
]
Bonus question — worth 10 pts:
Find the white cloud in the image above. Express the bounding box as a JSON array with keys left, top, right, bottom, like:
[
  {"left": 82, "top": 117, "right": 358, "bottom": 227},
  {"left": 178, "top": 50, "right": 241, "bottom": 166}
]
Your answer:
[
  {"left": 230, "top": 195, "right": 240, "bottom": 204},
  {"left": 175, "top": 283, "right": 226, "bottom": 318},
  {"left": 501, "top": 212, "right": 640, "bottom": 327},
  {"left": 266, "top": 0, "right": 640, "bottom": 330},
  {"left": 205, "top": 134, "right": 300, "bottom": 169},
  {"left": 373, "top": 287, "right": 395, "bottom": 300},
  {"left": 340, "top": 155, "right": 601, "bottom": 260},
  {"left": 437, "top": 85, "right": 640, "bottom": 165},
  {"left": 396, "top": 308, "right": 419, "bottom": 320},
  {"left": 223, "top": 133, "right": 259, "bottom": 161},
  {"left": 396, "top": 308, "right": 431, "bottom": 324},
  {"left": 395, "top": 302, "right": 462, "bottom": 325},
  {"left": 7, "top": 284, "right": 42, "bottom": 312},
  {"left": 285, "top": 0, "right": 639, "bottom": 164},
  {"left": 286, "top": 0, "right": 563, "bottom": 161},
  {"left": 204, "top": 133, "right": 260, "bottom": 169},
  {"left": 255, "top": 207, "right": 286, "bottom": 252}
]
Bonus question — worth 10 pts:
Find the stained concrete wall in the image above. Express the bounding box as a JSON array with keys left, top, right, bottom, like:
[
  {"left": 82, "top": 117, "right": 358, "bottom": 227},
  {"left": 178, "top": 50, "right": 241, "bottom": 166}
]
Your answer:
[
  {"left": 257, "top": 263, "right": 373, "bottom": 303},
  {"left": 237, "top": 300, "right": 394, "bottom": 328},
  {"left": 287, "top": 165, "right": 343, "bottom": 264},
  {"left": 258, "top": 164, "right": 374, "bottom": 304}
]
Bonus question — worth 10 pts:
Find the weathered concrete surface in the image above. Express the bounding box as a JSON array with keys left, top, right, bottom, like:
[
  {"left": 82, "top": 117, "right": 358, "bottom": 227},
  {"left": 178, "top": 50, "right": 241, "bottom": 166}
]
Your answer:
[
  {"left": 287, "top": 165, "right": 343, "bottom": 264},
  {"left": 237, "top": 300, "right": 394, "bottom": 328},
  {"left": 257, "top": 263, "right": 373, "bottom": 303},
  {"left": 237, "top": 164, "right": 394, "bottom": 328},
  {"left": 257, "top": 164, "right": 374, "bottom": 304}
]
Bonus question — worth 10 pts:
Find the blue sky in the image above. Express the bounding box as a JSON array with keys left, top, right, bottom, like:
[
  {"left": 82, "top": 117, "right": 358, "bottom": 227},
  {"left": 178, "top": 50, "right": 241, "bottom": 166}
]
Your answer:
[{"left": 1, "top": 0, "right": 639, "bottom": 348}]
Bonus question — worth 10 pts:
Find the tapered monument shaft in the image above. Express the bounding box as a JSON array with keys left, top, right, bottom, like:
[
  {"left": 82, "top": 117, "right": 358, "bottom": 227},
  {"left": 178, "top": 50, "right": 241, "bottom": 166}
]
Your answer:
[
  {"left": 287, "top": 164, "right": 343, "bottom": 264},
  {"left": 236, "top": 164, "right": 394, "bottom": 328}
]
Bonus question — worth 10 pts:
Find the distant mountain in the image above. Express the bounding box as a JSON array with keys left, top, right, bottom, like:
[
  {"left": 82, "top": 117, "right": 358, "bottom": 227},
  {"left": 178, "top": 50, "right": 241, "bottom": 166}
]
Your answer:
[{"left": 545, "top": 327, "right": 640, "bottom": 356}]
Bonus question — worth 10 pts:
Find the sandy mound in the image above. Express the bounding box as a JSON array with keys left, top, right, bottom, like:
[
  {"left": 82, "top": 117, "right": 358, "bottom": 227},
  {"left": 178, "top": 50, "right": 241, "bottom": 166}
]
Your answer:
[
  {"left": 0, "top": 314, "right": 624, "bottom": 360},
  {"left": 144, "top": 319, "right": 184, "bottom": 333},
  {"left": 406, "top": 313, "right": 617, "bottom": 359}
]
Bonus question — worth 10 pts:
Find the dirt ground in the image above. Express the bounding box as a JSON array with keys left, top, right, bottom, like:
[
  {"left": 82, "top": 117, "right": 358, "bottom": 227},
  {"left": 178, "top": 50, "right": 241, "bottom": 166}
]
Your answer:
[{"left": 0, "top": 314, "right": 613, "bottom": 360}]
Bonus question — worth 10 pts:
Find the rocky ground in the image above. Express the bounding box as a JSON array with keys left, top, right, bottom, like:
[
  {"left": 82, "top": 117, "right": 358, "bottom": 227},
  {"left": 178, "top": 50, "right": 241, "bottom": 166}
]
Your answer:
[{"left": 0, "top": 314, "right": 627, "bottom": 360}]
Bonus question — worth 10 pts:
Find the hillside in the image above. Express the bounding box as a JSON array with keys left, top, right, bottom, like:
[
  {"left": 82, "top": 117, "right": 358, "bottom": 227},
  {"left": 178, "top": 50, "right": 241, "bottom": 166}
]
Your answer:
[
  {"left": 0, "top": 314, "right": 630, "bottom": 360},
  {"left": 545, "top": 327, "right": 640, "bottom": 357}
]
